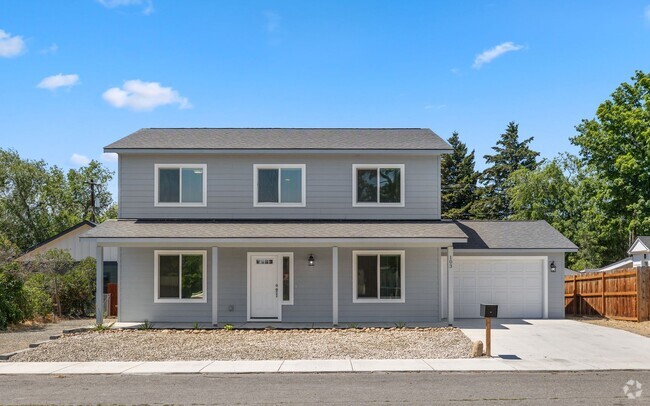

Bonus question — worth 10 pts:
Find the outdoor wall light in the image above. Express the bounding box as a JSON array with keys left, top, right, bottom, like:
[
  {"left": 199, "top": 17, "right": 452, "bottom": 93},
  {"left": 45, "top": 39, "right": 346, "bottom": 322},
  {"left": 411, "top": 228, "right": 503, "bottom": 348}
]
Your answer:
[
  {"left": 308, "top": 254, "right": 315, "bottom": 267},
  {"left": 550, "top": 261, "right": 557, "bottom": 272}
]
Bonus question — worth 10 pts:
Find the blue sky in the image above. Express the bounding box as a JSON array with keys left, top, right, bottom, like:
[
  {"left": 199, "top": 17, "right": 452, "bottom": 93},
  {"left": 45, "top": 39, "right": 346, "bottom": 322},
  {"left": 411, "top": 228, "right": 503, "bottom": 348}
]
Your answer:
[{"left": 1, "top": 1, "right": 649, "bottom": 198}]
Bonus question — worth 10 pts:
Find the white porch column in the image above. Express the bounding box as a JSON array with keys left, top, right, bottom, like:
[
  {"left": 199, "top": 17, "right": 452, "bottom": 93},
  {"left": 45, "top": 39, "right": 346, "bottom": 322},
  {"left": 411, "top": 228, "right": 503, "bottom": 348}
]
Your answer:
[
  {"left": 446, "top": 246, "right": 454, "bottom": 325},
  {"left": 95, "top": 245, "right": 104, "bottom": 326},
  {"left": 212, "top": 247, "right": 219, "bottom": 326},
  {"left": 332, "top": 246, "right": 339, "bottom": 325}
]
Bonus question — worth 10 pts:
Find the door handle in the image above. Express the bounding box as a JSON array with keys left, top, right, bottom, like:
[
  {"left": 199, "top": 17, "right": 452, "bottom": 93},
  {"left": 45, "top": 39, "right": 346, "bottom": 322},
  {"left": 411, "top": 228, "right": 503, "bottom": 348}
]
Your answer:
[{"left": 275, "top": 284, "right": 278, "bottom": 298}]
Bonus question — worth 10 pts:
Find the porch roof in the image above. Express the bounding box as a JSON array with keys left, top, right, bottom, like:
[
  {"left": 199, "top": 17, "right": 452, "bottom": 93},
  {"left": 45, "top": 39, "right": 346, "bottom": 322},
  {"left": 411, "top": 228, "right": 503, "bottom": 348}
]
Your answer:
[{"left": 81, "top": 219, "right": 468, "bottom": 244}]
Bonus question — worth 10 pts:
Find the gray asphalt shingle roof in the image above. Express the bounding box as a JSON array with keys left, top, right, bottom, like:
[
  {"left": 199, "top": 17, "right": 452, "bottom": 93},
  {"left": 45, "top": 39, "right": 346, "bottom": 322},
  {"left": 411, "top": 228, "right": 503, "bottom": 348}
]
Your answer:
[
  {"left": 453, "top": 220, "right": 578, "bottom": 251},
  {"left": 82, "top": 220, "right": 468, "bottom": 240},
  {"left": 104, "top": 128, "right": 452, "bottom": 151}
]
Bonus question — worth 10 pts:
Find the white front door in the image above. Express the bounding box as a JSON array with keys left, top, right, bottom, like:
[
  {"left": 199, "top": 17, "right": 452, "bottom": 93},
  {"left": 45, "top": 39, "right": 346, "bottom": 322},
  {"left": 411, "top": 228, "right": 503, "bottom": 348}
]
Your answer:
[{"left": 249, "top": 254, "right": 281, "bottom": 320}]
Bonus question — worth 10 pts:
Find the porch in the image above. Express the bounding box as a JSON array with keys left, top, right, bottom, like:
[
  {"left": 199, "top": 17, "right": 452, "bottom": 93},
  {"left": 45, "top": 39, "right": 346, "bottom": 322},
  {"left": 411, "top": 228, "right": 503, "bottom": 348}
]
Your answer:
[{"left": 83, "top": 219, "right": 468, "bottom": 327}]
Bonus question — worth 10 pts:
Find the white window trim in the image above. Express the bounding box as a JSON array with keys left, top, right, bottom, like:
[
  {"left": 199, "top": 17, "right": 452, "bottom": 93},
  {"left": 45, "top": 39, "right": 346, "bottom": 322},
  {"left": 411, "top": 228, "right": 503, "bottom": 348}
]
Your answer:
[
  {"left": 352, "top": 250, "right": 406, "bottom": 303},
  {"left": 352, "top": 164, "right": 405, "bottom": 207},
  {"left": 154, "top": 250, "right": 208, "bottom": 303},
  {"left": 154, "top": 164, "right": 208, "bottom": 207},
  {"left": 253, "top": 164, "right": 307, "bottom": 207}
]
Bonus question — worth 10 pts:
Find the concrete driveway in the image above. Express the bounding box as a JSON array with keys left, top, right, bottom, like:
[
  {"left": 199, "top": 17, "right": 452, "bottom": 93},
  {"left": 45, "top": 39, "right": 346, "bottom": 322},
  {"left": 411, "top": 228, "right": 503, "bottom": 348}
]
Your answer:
[{"left": 457, "top": 319, "right": 650, "bottom": 370}]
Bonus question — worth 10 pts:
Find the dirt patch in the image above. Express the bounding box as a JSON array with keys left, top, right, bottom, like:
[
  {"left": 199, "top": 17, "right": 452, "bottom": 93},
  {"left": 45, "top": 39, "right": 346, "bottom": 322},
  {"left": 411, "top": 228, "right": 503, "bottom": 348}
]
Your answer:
[
  {"left": 10, "top": 327, "right": 472, "bottom": 361},
  {"left": 569, "top": 316, "right": 650, "bottom": 338},
  {"left": 0, "top": 318, "right": 101, "bottom": 354}
]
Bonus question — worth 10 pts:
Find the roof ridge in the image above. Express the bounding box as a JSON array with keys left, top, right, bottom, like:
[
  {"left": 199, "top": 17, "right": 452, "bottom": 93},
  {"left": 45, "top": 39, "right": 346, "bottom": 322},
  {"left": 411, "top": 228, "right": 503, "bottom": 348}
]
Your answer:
[{"left": 142, "top": 127, "right": 431, "bottom": 130}]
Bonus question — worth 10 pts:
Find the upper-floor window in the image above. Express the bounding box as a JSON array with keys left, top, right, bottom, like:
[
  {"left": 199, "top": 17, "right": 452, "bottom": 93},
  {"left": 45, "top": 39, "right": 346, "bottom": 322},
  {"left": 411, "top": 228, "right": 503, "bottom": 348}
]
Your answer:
[
  {"left": 352, "top": 164, "right": 404, "bottom": 207},
  {"left": 253, "top": 164, "right": 306, "bottom": 207},
  {"left": 154, "top": 164, "right": 207, "bottom": 207}
]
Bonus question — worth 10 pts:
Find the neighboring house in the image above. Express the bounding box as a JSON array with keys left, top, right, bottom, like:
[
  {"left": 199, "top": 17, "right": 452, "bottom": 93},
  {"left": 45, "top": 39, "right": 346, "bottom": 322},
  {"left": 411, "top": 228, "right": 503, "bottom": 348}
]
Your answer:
[
  {"left": 18, "top": 221, "right": 119, "bottom": 315},
  {"left": 597, "top": 236, "right": 650, "bottom": 272},
  {"left": 83, "top": 128, "right": 577, "bottom": 326}
]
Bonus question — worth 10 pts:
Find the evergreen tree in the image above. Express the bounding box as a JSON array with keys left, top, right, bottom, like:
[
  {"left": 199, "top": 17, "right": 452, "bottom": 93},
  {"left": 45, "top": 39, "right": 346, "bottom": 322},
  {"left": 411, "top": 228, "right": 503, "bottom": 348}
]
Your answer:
[
  {"left": 441, "top": 132, "right": 478, "bottom": 219},
  {"left": 471, "top": 122, "right": 540, "bottom": 219}
]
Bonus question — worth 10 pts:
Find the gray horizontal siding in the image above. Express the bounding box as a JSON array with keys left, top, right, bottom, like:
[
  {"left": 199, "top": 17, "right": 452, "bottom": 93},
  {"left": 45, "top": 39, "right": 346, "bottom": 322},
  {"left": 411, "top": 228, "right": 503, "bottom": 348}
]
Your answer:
[
  {"left": 119, "top": 153, "right": 440, "bottom": 220},
  {"left": 338, "top": 247, "right": 440, "bottom": 323},
  {"left": 120, "top": 247, "right": 212, "bottom": 323}
]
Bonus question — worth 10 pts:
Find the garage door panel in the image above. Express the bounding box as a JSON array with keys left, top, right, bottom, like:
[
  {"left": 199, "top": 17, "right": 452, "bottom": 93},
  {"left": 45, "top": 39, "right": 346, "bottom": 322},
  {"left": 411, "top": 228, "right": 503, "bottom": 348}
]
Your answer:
[{"left": 453, "top": 257, "right": 544, "bottom": 319}]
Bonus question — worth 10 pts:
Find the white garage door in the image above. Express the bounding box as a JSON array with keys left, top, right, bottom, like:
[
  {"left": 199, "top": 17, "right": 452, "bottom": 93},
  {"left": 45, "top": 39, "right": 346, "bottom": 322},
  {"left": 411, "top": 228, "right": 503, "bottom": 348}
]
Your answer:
[{"left": 453, "top": 257, "right": 544, "bottom": 318}]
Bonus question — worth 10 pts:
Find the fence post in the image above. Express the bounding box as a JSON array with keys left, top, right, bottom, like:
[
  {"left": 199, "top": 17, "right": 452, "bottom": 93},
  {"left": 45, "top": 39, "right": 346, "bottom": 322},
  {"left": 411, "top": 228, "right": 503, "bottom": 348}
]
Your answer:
[
  {"left": 573, "top": 275, "right": 578, "bottom": 315},
  {"left": 637, "top": 269, "right": 641, "bottom": 322},
  {"left": 601, "top": 272, "right": 606, "bottom": 317}
]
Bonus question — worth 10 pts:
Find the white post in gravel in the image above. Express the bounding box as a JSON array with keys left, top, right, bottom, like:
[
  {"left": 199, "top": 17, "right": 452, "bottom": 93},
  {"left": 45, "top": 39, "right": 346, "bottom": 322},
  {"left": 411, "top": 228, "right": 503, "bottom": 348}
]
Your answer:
[
  {"left": 332, "top": 246, "right": 339, "bottom": 326},
  {"left": 447, "top": 246, "right": 454, "bottom": 326},
  {"left": 95, "top": 244, "right": 104, "bottom": 326}
]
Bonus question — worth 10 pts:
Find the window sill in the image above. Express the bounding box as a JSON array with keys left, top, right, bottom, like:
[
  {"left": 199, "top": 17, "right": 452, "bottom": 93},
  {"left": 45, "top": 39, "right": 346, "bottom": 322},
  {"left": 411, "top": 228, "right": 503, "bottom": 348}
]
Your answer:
[
  {"left": 353, "top": 202, "right": 404, "bottom": 207},
  {"left": 154, "top": 298, "right": 208, "bottom": 304},
  {"left": 154, "top": 202, "right": 208, "bottom": 207},
  {"left": 254, "top": 203, "right": 306, "bottom": 208},
  {"left": 352, "top": 298, "right": 405, "bottom": 304}
]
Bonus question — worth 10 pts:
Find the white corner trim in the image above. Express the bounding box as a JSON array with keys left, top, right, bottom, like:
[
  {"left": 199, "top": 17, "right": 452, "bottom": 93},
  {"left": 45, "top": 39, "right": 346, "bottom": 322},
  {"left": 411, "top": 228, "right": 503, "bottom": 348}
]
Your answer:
[
  {"left": 352, "top": 164, "right": 405, "bottom": 207},
  {"left": 253, "top": 164, "right": 307, "bottom": 207},
  {"left": 352, "top": 250, "right": 406, "bottom": 303},
  {"left": 153, "top": 250, "right": 208, "bottom": 304},
  {"left": 153, "top": 163, "right": 208, "bottom": 207}
]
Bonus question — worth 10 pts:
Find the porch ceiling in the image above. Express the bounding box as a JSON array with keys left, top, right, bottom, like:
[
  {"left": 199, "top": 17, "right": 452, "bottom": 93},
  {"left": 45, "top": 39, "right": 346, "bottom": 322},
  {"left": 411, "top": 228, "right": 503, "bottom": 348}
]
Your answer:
[{"left": 80, "top": 219, "right": 467, "bottom": 247}]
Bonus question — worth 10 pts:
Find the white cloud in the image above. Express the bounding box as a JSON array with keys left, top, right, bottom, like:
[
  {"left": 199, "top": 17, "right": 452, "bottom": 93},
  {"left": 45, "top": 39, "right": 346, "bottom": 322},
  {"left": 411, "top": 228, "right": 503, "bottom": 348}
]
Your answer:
[
  {"left": 97, "top": 0, "right": 154, "bottom": 15},
  {"left": 0, "top": 29, "right": 26, "bottom": 58},
  {"left": 645, "top": 5, "right": 650, "bottom": 21},
  {"left": 424, "top": 104, "right": 446, "bottom": 110},
  {"left": 39, "top": 43, "right": 58, "bottom": 55},
  {"left": 70, "top": 153, "right": 91, "bottom": 166},
  {"left": 101, "top": 153, "right": 118, "bottom": 163},
  {"left": 473, "top": 41, "right": 524, "bottom": 69},
  {"left": 450, "top": 68, "right": 461, "bottom": 75},
  {"left": 37, "top": 74, "right": 80, "bottom": 91},
  {"left": 102, "top": 80, "right": 191, "bottom": 111},
  {"left": 264, "top": 11, "right": 281, "bottom": 33}
]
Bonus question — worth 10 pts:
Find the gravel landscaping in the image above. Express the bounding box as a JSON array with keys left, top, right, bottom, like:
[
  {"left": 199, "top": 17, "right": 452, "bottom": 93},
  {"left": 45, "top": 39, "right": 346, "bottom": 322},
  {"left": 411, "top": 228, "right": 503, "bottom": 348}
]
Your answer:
[{"left": 10, "top": 327, "right": 472, "bottom": 361}]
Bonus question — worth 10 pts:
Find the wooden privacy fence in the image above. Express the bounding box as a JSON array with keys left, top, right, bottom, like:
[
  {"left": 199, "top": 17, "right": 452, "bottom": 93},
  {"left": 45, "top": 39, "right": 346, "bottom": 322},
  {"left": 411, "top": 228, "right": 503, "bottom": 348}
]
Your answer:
[{"left": 565, "top": 267, "right": 650, "bottom": 321}]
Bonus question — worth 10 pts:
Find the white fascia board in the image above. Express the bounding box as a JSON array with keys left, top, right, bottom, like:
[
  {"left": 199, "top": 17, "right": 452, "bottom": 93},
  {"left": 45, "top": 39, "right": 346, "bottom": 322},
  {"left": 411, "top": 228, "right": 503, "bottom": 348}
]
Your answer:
[
  {"left": 628, "top": 238, "right": 650, "bottom": 254},
  {"left": 93, "top": 237, "right": 467, "bottom": 247},
  {"left": 442, "top": 248, "right": 578, "bottom": 253},
  {"left": 103, "top": 148, "right": 453, "bottom": 156}
]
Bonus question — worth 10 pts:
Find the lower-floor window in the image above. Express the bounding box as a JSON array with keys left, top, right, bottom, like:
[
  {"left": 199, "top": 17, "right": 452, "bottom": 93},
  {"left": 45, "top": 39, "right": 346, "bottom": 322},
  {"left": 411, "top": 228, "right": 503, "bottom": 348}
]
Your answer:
[
  {"left": 353, "top": 250, "right": 405, "bottom": 303},
  {"left": 154, "top": 250, "right": 207, "bottom": 303}
]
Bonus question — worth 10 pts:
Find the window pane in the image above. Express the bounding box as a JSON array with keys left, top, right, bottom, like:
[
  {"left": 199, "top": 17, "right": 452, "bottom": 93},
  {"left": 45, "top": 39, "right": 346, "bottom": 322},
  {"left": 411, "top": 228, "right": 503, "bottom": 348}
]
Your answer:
[
  {"left": 159, "top": 169, "right": 180, "bottom": 203},
  {"left": 379, "top": 168, "right": 401, "bottom": 203},
  {"left": 258, "top": 169, "right": 279, "bottom": 203},
  {"left": 181, "top": 255, "right": 203, "bottom": 299},
  {"left": 181, "top": 168, "right": 203, "bottom": 203},
  {"left": 283, "top": 256, "right": 291, "bottom": 301},
  {"left": 357, "top": 169, "right": 377, "bottom": 203},
  {"left": 159, "top": 255, "right": 180, "bottom": 298},
  {"left": 357, "top": 255, "right": 378, "bottom": 298},
  {"left": 380, "top": 255, "right": 401, "bottom": 299},
  {"left": 280, "top": 168, "right": 302, "bottom": 203}
]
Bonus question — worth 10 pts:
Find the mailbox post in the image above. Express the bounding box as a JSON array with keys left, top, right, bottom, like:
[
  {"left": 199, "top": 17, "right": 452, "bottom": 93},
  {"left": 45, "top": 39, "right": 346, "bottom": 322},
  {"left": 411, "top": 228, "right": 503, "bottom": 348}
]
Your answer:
[{"left": 480, "top": 304, "right": 498, "bottom": 357}]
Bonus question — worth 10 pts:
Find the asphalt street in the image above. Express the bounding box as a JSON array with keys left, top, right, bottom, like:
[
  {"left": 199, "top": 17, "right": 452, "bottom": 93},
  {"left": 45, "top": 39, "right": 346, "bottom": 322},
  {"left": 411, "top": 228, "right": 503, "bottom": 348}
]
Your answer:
[{"left": 0, "top": 371, "right": 647, "bottom": 405}]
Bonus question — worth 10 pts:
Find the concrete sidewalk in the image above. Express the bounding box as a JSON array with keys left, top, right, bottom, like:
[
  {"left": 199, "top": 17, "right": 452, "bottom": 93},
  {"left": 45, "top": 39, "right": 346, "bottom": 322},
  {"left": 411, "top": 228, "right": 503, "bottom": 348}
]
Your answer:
[{"left": 1, "top": 356, "right": 649, "bottom": 375}]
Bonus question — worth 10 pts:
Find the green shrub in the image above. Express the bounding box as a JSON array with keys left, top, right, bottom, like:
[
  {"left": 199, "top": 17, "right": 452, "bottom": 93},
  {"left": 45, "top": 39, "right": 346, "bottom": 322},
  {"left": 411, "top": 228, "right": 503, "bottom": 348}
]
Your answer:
[
  {"left": 23, "top": 273, "right": 54, "bottom": 320},
  {"left": 59, "top": 258, "right": 95, "bottom": 316},
  {"left": 0, "top": 263, "right": 28, "bottom": 329}
]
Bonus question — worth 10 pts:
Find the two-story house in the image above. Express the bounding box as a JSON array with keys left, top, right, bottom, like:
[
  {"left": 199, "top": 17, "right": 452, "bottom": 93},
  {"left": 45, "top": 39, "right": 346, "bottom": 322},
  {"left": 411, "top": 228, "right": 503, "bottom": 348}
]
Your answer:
[{"left": 84, "top": 128, "right": 577, "bottom": 326}]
